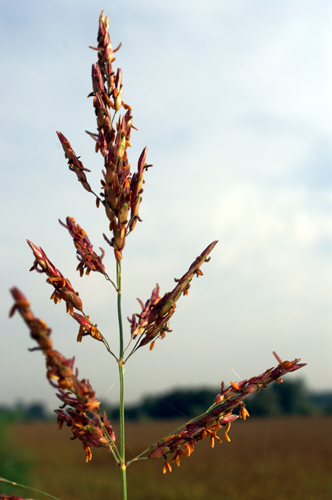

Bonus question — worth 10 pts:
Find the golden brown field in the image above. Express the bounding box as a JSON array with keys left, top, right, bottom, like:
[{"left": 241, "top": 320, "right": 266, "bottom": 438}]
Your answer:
[{"left": 9, "top": 416, "right": 332, "bottom": 500}]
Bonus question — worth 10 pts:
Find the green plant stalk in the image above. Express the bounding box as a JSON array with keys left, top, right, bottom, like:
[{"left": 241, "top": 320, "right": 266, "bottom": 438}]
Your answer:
[
  {"left": 117, "top": 262, "right": 124, "bottom": 358},
  {"left": 117, "top": 261, "right": 127, "bottom": 500},
  {"left": 0, "top": 477, "right": 61, "bottom": 500},
  {"left": 119, "top": 362, "right": 127, "bottom": 500}
]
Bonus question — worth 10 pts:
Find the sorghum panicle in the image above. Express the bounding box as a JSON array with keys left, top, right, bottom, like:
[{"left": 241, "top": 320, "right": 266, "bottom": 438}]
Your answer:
[
  {"left": 7, "top": 10, "right": 307, "bottom": 493},
  {"left": 129, "top": 240, "right": 218, "bottom": 350},
  {"left": 149, "top": 354, "right": 306, "bottom": 472},
  {"left": 57, "top": 10, "right": 151, "bottom": 263},
  {"left": 26, "top": 240, "right": 103, "bottom": 343},
  {"left": 9, "top": 287, "right": 115, "bottom": 463}
]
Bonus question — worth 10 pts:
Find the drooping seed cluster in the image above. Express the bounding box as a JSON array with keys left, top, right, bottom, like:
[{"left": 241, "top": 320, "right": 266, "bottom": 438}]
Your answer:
[
  {"left": 59, "top": 216, "right": 106, "bottom": 277},
  {"left": 149, "top": 413, "right": 238, "bottom": 474},
  {"left": 26, "top": 240, "right": 103, "bottom": 342},
  {"left": 148, "top": 354, "right": 306, "bottom": 472},
  {"left": 9, "top": 288, "right": 115, "bottom": 462},
  {"left": 128, "top": 240, "right": 218, "bottom": 350},
  {"left": 27, "top": 239, "right": 83, "bottom": 314},
  {"left": 56, "top": 131, "right": 92, "bottom": 193}
]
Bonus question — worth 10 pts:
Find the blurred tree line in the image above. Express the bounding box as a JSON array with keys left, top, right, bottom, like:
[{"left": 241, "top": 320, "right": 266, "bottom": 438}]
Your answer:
[
  {"left": 1, "top": 380, "right": 331, "bottom": 422},
  {"left": 0, "top": 413, "right": 34, "bottom": 496},
  {"left": 103, "top": 380, "right": 332, "bottom": 421},
  {"left": 0, "top": 401, "right": 48, "bottom": 422}
]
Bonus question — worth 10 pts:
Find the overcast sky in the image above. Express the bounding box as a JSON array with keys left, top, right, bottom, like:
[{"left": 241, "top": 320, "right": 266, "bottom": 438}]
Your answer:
[{"left": 1, "top": 1, "right": 331, "bottom": 413}]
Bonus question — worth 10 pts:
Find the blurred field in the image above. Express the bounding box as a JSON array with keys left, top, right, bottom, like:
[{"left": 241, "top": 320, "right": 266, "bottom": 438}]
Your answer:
[{"left": 8, "top": 416, "right": 332, "bottom": 500}]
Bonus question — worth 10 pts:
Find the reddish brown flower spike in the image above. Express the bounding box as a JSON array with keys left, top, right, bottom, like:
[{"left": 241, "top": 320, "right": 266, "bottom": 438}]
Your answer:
[{"left": 136, "top": 241, "right": 218, "bottom": 349}]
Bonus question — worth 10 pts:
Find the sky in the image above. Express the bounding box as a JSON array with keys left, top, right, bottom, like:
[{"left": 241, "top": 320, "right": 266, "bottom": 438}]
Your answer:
[{"left": 0, "top": 0, "right": 331, "bottom": 413}]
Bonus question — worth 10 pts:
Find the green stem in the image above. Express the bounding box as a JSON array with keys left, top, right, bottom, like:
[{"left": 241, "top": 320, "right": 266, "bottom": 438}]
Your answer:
[
  {"left": 117, "top": 262, "right": 124, "bottom": 358},
  {"left": 124, "top": 333, "right": 143, "bottom": 363},
  {"left": 0, "top": 477, "right": 61, "bottom": 500},
  {"left": 119, "top": 362, "right": 127, "bottom": 499},
  {"left": 116, "top": 261, "right": 127, "bottom": 500}
]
